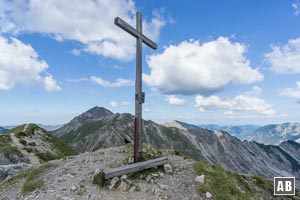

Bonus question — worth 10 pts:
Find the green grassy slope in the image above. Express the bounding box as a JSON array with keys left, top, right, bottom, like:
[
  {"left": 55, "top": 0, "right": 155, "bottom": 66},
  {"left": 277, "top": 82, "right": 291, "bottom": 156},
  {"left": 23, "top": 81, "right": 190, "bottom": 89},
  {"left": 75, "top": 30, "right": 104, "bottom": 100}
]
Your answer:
[
  {"left": 194, "top": 161, "right": 300, "bottom": 200},
  {"left": 4, "top": 123, "right": 77, "bottom": 162}
]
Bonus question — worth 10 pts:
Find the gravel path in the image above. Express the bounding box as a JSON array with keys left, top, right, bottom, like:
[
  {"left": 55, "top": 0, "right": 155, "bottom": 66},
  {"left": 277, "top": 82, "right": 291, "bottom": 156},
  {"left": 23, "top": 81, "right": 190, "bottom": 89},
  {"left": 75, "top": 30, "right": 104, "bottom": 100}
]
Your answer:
[
  {"left": 10, "top": 124, "right": 41, "bottom": 166},
  {"left": 0, "top": 146, "right": 201, "bottom": 200}
]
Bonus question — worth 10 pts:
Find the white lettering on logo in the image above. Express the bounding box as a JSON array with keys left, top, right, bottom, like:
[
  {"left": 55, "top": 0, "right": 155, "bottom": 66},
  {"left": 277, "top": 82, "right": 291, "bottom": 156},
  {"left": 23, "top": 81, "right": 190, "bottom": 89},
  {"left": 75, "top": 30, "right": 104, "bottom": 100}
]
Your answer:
[
  {"left": 285, "top": 181, "right": 292, "bottom": 192},
  {"left": 277, "top": 181, "right": 284, "bottom": 192}
]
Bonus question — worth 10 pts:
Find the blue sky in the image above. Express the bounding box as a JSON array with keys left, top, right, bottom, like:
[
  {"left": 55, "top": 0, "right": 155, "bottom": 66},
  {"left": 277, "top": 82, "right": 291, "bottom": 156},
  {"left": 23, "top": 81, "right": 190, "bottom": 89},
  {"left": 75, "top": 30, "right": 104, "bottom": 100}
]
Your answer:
[{"left": 0, "top": 0, "right": 300, "bottom": 126}]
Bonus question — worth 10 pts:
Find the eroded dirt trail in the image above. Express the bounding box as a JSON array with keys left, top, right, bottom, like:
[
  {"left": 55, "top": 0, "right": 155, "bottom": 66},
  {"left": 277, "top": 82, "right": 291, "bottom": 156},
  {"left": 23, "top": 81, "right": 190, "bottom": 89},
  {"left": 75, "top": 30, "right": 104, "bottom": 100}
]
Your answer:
[{"left": 10, "top": 124, "right": 41, "bottom": 165}]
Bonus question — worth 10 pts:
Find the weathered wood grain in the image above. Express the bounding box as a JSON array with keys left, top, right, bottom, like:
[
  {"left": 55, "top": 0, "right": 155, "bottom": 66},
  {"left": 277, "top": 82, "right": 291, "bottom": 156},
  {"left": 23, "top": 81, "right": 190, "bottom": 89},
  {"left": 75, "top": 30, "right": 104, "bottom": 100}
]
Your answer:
[{"left": 103, "top": 156, "right": 168, "bottom": 179}]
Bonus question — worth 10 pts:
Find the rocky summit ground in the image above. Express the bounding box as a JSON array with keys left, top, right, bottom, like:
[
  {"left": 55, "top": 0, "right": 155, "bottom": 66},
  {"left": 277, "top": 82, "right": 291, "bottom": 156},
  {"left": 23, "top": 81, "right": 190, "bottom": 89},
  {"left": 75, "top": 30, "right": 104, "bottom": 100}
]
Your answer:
[{"left": 0, "top": 145, "right": 200, "bottom": 200}]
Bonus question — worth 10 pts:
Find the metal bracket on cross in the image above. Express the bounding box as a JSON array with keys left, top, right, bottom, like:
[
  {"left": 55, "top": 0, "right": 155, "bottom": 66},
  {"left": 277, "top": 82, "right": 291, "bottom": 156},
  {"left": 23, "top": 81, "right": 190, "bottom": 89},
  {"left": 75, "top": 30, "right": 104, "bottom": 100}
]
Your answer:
[{"left": 135, "top": 92, "right": 145, "bottom": 104}]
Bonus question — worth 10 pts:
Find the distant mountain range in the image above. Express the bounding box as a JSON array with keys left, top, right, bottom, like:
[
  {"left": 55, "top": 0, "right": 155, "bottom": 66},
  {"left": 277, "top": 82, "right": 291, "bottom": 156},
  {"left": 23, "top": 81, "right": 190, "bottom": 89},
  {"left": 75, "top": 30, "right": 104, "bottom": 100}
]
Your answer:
[
  {"left": 0, "top": 126, "right": 8, "bottom": 133},
  {"left": 246, "top": 123, "right": 300, "bottom": 145},
  {"left": 53, "top": 106, "right": 300, "bottom": 180},
  {"left": 197, "top": 124, "right": 260, "bottom": 141},
  {"left": 3, "top": 119, "right": 300, "bottom": 146},
  {"left": 198, "top": 123, "right": 300, "bottom": 145},
  {"left": 0, "top": 124, "right": 63, "bottom": 133},
  {"left": 37, "top": 124, "right": 63, "bottom": 131}
]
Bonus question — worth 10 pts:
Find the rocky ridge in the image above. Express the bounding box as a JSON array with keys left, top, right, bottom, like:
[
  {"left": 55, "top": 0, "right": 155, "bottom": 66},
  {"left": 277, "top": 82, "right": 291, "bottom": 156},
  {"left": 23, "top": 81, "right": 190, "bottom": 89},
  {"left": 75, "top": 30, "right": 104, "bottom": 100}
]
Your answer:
[
  {"left": 1, "top": 144, "right": 299, "bottom": 200},
  {"left": 52, "top": 107, "right": 300, "bottom": 182},
  {"left": 0, "top": 145, "right": 200, "bottom": 200},
  {"left": 0, "top": 124, "right": 76, "bottom": 182}
]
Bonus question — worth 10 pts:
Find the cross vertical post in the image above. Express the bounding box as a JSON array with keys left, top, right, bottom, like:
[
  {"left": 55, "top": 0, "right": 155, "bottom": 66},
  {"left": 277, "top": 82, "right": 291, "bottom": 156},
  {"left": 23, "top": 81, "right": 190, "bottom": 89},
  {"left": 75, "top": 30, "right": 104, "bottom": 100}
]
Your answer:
[
  {"left": 135, "top": 12, "right": 143, "bottom": 162},
  {"left": 114, "top": 12, "right": 157, "bottom": 163}
]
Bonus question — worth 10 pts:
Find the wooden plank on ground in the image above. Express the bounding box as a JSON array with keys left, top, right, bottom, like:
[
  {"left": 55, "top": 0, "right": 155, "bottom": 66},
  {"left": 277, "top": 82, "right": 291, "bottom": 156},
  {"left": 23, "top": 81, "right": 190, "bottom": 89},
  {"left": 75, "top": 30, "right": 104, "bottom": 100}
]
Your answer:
[{"left": 103, "top": 156, "right": 169, "bottom": 179}]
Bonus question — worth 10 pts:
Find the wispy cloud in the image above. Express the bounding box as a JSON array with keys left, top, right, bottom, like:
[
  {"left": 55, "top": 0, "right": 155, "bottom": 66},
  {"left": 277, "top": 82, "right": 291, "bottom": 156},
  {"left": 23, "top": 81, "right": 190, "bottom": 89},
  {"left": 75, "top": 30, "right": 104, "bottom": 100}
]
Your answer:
[
  {"left": 110, "top": 100, "right": 130, "bottom": 107},
  {"left": 121, "top": 101, "right": 130, "bottom": 106},
  {"left": 91, "top": 76, "right": 134, "bottom": 87},
  {"left": 67, "top": 76, "right": 134, "bottom": 87},
  {"left": 66, "top": 78, "right": 89, "bottom": 83},
  {"left": 195, "top": 94, "right": 276, "bottom": 116},
  {"left": 113, "top": 65, "right": 123, "bottom": 70},
  {"left": 164, "top": 95, "right": 186, "bottom": 106},
  {"left": 244, "top": 86, "right": 262, "bottom": 96},
  {"left": 279, "top": 81, "right": 300, "bottom": 99},
  {"left": 265, "top": 38, "right": 300, "bottom": 74},
  {"left": 71, "top": 49, "right": 81, "bottom": 56},
  {"left": 110, "top": 101, "right": 119, "bottom": 107},
  {"left": 292, "top": 1, "right": 300, "bottom": 16}
]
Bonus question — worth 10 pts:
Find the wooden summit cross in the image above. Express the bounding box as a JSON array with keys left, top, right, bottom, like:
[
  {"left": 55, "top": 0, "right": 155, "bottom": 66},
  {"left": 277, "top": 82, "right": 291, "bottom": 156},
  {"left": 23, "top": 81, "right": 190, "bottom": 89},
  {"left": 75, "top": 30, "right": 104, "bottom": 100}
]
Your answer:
[
  {"left": 115, "top": 12, "right": 157, "bottom": 163},
  {"left": 102, "top": 12, "right": 168, "bottom": 179}
]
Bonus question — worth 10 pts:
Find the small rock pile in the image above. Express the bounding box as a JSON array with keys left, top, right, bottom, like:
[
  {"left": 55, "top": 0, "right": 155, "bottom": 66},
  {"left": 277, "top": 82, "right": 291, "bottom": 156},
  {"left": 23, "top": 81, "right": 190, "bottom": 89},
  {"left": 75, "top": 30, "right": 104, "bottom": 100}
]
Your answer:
[
  {"left": 0, "top": 163, "right": 30, "bottom": 182},
  {"left": 103, "top": 164, "right": 173, "bottom": 199}
]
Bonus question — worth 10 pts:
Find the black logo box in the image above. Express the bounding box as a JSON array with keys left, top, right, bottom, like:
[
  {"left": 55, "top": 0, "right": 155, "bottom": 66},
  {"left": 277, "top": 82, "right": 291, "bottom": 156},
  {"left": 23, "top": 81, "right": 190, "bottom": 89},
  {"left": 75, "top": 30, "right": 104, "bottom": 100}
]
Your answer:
[{"left": 274, "top": 177, "right": 295, "bottom": 195}]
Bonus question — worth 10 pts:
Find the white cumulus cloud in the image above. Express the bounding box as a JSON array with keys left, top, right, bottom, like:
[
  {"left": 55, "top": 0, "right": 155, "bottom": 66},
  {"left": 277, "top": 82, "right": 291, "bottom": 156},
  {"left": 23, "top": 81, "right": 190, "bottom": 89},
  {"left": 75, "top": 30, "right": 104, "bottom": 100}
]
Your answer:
[
  {"left": 164, "top": 95, "right": 186, "bottom": 106},
  {"left": 91, "top": 76, "right": 134, "bottom": 87},
  {"left": 195, "top": 95, "right": 232, "bottom": 111},
  {"left": 279, "top": 81, "right": 300, "bottom": 99},
  {"left": 143, "top": 37, "right": 263, "bottom": 95},
  {"left": 195, "top": 94, "right": 276, "bottom": 116},
  {"left": 0, "top": 36, "right": 60, "bottom": 91},
  {"left": 44, "top": 75, "right": 61, "bottom": 91},
  {"left": 265, "top": 38, "right": 300, "bottom": 74},
  {"left": 0, "top": 0, "right": 166, "bottom": 61}
]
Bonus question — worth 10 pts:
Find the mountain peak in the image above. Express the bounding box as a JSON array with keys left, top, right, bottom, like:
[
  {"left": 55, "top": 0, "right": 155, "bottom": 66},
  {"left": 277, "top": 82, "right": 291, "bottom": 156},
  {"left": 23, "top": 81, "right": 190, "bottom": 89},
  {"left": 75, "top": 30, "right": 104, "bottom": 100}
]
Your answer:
[
  {"left": 71, "top": 106, "right": 113, "bottom": 123},
  {"left": 87, "top": 106, "right": 113, "bottom": 115},
  {"left": 53, "top": 106, "right": 114, "bottom": 137},
  {"left": 164, "top": 120, "right": 187, "bottom": 130},
  {"left": 164, "top": 120, "right": 199, "bottom": 130}
]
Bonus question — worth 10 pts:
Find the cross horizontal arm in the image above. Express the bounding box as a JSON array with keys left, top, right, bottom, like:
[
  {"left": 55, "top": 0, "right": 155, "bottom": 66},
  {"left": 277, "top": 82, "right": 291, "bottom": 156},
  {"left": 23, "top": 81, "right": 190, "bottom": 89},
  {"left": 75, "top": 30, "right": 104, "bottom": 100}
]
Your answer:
[
  {"left": 114, "top": 17, "right": 157, "bottom": 50},
  {"left": 103, "top": 156, "right": 168, "bottom": 179}
]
